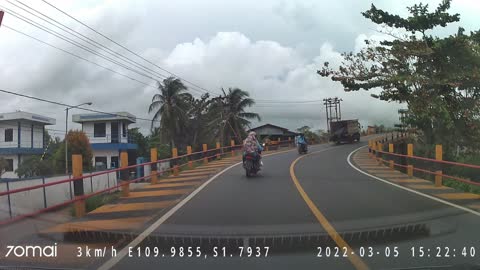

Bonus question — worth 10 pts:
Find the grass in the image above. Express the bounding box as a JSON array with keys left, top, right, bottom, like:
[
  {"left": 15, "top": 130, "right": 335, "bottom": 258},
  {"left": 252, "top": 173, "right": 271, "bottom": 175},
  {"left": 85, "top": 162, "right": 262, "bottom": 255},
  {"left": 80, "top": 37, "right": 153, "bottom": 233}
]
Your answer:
[
  {"left": 70, "top": 191, "right": 120, "bottom": 216},
  {"left": 443, "top": 178, "right": 480, "bottom": 194}
]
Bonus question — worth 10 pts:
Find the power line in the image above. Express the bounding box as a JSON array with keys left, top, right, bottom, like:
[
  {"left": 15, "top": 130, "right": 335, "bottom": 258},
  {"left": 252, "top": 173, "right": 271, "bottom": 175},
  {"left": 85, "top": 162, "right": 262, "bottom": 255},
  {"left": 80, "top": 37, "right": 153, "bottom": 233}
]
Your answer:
[
  {"left": 1, "top": 6, "right": 164, "bottom": 85},
  {"left": 0, "top": 87, "right": 162, "bottom": 125},
  {"left": 2, "top": 24, "right": 157, "bottom": 89},
  {"left": 7, "top": 0, "right": 183, "bottom": 84},
  {"left": 3, "top": 2, "right": 328, "bottom": 104},
  {"left": 40, "top": 0, "right": 222, "bottom": 96}
]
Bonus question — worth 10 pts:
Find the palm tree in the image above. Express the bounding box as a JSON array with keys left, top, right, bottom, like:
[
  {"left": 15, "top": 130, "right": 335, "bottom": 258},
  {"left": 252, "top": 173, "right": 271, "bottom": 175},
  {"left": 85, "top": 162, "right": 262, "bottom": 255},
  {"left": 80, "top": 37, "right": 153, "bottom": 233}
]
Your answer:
[
  {"left": 210, "top": 88, "right": 261, "bottom": 145},
  {"left": 149, "top": 77, "right": 192, "bottom": 148}
]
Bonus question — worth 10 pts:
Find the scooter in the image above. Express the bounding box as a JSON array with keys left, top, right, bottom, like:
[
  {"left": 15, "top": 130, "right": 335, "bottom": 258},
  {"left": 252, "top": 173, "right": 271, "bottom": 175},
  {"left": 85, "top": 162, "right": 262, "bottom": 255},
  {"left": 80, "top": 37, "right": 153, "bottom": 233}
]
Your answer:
[
  {"left": 243, "top": 143, "right": 265, "bottom": 177},
  {"left": 298, "top": 143, "right": 308, "bottom": 154}
]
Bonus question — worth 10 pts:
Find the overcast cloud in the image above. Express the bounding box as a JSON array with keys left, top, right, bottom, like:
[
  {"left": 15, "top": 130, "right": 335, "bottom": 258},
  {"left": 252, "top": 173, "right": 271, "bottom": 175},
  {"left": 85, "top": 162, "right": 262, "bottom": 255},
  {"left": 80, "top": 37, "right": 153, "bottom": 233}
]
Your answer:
[{"left": 0, "top": 0, "right": 478, "bottom": 136}]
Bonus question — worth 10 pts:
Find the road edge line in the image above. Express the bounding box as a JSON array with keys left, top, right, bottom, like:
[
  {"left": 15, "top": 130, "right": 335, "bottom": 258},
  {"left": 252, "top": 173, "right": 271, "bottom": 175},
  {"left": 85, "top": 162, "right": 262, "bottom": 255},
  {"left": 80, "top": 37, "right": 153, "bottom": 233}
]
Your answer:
[
  {"left": 98, "top": 147, "right": 298, "bottom": 270},
  {"left": 289, "top": 148, "right": 369, "bottom": 270},
  {"left": 347, "top": 145, "right": 480, "bottom": 218}
]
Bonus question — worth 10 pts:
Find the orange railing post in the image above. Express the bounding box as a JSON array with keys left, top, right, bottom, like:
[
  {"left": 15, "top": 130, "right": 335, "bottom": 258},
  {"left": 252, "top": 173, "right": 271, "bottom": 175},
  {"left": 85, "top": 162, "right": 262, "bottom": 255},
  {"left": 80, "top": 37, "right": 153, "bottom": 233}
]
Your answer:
[
  {"left": 435, "top": 145, "right": 443, "bottom": 187},
  {"left": 216, "top": 142, "right": 221, "bottom": 159},
  {"left": 150, "top": 147, "right": 158, "bottom": 185},
  {"left": 203, "top": 144, "right": 208, "bottom": 164},
  {"left": 120, "top": 151, "right": 130, "bottom": 197},
  {"left": 172, "top": 148, "right": 179, "bottom": 176},
  {"left": 187, "top": 146, "right": 193, "bottom": 168},
  {"left": 407, "top": 144, "right": 414, "bottom": 177},
  {"left": 388, "top": 143, "right": 394, "bottom": 169},
  {"left": 72, "top": 154, "right": 85, "bottom": 218},
  {"left": 377, "top": 142, "right": 383, "bottom": 165},
  {"left": 230, "top": 140, "right": 235, "bottom": 157}
]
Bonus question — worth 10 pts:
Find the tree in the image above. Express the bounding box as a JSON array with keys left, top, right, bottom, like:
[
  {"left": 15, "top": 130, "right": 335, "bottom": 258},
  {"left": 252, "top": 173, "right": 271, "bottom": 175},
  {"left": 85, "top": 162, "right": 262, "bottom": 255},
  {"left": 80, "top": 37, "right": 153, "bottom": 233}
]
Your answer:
[
  {"left": 185, "top": 93, "right": 214, "bottom": 150},
  {"left": 128, "top": 128, "right": 148, "bottom": 157},
  {"left": 52, "top": 130, "right": 93, "bottom": 173},
  {"left": 149, "top": 77, "right": 192, "bottom": 149},
  {"left": 0, "top": 157, "right": 8, "bottom": 178},
  {"left": 318, "top": 0, "right": 480, "bottom": 154},
  {"left": 16, "top": 156, "right": 54, "bottom": 178},
  {"left": 210, "top": 88, "right": 261, "bottom": 145}
]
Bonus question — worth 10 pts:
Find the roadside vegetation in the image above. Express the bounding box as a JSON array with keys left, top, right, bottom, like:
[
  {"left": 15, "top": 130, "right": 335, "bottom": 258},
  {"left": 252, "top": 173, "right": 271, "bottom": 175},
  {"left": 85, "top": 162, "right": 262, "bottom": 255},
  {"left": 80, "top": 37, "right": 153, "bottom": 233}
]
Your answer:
[{"left": 320, "top": 0, "right": 480, "bottom": 187}]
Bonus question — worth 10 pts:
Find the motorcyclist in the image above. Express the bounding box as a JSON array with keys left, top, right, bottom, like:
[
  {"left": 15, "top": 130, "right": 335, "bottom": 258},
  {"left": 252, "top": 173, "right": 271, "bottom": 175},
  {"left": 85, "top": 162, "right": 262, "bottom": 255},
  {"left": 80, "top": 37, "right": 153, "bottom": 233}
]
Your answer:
[
  {"left": 296, "top": 133, "right": 308, "bottom": 152},
  {"left": 243, "top": 131, "right": 263, "bottom": 166}
]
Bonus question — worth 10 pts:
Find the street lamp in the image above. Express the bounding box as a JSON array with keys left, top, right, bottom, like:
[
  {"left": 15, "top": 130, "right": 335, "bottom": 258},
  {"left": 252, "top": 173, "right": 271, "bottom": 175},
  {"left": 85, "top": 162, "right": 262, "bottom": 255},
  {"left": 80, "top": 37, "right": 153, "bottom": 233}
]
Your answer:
[{"left": 65, "top": 102, "right": 92, "bottom": 175}]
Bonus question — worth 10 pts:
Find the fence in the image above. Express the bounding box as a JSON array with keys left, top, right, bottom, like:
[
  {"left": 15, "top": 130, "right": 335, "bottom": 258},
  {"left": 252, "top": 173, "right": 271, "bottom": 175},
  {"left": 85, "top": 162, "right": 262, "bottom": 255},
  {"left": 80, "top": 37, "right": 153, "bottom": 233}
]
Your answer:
[
  {"left": 0, "top": 139, "right": 295, "bottom": 226},
  {"left": 0, "top": 171, "right": 117, "bottom": 220},
  {"left": 368, "top": 135, "right": 480, "bottom": 189}
]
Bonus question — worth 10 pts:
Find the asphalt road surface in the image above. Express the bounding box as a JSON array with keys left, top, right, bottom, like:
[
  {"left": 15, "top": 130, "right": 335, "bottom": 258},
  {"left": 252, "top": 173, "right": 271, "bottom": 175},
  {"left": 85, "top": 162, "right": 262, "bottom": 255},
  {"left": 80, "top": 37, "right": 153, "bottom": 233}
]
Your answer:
[{"left": 108, "top": 140, "right": 480, "bottom": 270}]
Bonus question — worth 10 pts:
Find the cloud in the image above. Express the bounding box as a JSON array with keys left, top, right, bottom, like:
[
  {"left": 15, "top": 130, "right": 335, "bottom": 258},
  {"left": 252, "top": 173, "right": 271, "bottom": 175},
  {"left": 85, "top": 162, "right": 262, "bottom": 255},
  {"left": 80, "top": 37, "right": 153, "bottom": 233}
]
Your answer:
[{"left": 161, "top": 32, "right": 403, "bottom": 132}]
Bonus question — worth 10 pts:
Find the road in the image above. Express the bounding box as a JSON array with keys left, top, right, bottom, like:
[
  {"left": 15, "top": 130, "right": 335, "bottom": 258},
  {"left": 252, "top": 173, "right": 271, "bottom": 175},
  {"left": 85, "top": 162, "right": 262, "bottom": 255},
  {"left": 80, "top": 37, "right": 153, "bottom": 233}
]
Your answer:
[{"left": 104, "top": 140, "right": 480, "bottom": 270}]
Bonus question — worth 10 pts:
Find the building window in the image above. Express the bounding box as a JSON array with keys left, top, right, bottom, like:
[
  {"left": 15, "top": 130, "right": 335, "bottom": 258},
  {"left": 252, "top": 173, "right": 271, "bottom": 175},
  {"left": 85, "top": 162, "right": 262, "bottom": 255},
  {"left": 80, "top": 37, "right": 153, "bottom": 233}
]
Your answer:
[
  {"left": 4, "top": 129, "right": 13, "bottom": 142},
  {"left": 94, "top": 156, "right": 108, "bottom": 170},
  {"left": 122, "top": 123, "right": 127, "bottom": 137},
  {"left": 94, "top": 123, "right": 106, "bottom": 137},
  {"left": 5, "top": 159, "right": 13, "bottom": 172}
]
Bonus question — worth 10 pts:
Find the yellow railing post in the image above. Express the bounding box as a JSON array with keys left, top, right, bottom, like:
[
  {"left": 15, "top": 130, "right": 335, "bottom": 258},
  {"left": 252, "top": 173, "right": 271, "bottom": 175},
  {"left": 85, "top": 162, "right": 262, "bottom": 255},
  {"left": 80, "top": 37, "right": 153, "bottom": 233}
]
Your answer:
[
  {"left": 72, "top": 154, "right": 85, "bottom": 217},
  {"left": 172, "top": 147, "right": 179, "bottom": 176},
  {"left": 120, "top": 151, "right": 129, "bottom": 197},
  {"left": 203, "top": 144, "right": 208, "bottom": 164},
  {"left": 187, "top": 146, "right": 193, "bottom": 168},
  {"left": 150, "top": 148, "right": 158, "bottom": 185},
  {"left": 216, "top": 142, "right": 221, "bottom": 159},
  {"left": 407, "top": 143, "right": 413, "bottom": 177},
  {"left": 377, "top": 142, "right": 383, "bottom": 165},
  {"left": 230, "top": 140, "right": 235, "bottom": 157},
  {"left": 435, "top": 144, "right": 443, "bottom": 187},
  {"left": 388, "top": 143, "right": 394, "bottom": 169}
]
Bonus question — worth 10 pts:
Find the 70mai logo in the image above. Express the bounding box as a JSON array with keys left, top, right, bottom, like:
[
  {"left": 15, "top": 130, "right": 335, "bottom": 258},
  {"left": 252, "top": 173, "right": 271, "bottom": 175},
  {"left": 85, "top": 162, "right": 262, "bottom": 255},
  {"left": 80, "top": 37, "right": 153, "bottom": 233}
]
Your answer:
[{"left": 5, "top": 244, "right": 57, "bottom": 257}]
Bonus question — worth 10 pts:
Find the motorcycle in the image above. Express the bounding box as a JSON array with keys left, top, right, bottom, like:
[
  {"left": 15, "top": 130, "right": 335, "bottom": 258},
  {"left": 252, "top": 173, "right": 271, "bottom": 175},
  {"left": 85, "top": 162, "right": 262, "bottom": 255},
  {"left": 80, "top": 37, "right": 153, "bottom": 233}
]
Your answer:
[
  {"left": 298, "top": 143, "right": 308, "bottom": 154},
  {"left": 243, "top": 143, "right": 265, "bottom": 177}
]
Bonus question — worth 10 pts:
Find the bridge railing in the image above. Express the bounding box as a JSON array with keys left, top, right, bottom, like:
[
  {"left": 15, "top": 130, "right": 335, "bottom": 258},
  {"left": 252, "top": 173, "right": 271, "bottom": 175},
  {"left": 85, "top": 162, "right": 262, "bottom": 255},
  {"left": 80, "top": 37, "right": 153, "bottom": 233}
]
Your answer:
[
  {"left": 368, "top": 138, "right": 480, "bottom": 188},
  {"left": 0, "top": 139, "right": 295, "bottom": 226}
]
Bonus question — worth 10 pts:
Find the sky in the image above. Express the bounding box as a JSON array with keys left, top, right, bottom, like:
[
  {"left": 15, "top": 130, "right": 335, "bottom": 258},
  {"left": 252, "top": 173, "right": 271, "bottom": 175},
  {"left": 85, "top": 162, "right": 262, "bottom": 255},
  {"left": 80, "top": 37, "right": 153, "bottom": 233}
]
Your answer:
[{"left": 0, "top": 0, "right": 479, "bottom": 137}]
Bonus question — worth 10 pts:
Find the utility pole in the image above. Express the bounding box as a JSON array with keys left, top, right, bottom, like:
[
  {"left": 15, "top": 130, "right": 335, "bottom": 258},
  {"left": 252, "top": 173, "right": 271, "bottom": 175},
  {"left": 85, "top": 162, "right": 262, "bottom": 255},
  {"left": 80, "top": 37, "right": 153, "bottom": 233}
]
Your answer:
[
  {"left": 323, "top": 97, "right": 343, "bottom": 133},
  {"left": 0, "top": 11, "right": 4, "bottom": 27}
]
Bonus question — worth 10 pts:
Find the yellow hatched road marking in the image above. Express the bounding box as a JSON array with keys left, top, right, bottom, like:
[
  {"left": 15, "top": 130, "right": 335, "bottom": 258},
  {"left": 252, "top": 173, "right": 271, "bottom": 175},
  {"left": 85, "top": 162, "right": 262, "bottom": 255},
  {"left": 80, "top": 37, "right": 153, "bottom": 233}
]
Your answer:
[
  {"left": 143, "top": 181, "right": 202, "bottom": 189},
  {"left": 160, "top": 176, "right": 205, "bottom": 183},
  {"left": 43, "top": 217, "right": 150, "bottom": 233},
  {"left": 436, "top": 193, "right": 480, "bottom": 200},
  {"left": 127, "top": 189, "right": 193, "bottom": 198},
  {"left": 175, "top": 171, "right": 213, "bottom": 177},
  {"left": 290, "top": 154, "right": 369, "bottom": 270},
  {"left": 181, "top": 167, "right": 220, "bottom": 172},
  {"left": 405, "top": 184, "right": 452, "bottom": 190},
  {"left": 90, "top": 200, "right": 180, "bottom": 214},
  {"left": 391, "top": 179, "right": 431, "bottom": 183}
]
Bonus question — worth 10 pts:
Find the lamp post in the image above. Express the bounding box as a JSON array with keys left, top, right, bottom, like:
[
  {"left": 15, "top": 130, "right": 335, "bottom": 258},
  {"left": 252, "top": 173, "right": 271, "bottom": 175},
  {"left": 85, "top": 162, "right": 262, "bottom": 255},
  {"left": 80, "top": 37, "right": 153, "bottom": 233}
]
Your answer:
[{"left": 65, "top": 102, "right": 92, "bottom": 175}]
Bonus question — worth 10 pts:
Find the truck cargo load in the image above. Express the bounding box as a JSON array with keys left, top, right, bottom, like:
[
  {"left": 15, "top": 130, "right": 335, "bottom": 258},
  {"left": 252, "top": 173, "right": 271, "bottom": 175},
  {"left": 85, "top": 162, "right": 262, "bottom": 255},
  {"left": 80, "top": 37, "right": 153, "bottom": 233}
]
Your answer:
[{"left": 329, "top": 119, "right": 361, "bottom": 144}]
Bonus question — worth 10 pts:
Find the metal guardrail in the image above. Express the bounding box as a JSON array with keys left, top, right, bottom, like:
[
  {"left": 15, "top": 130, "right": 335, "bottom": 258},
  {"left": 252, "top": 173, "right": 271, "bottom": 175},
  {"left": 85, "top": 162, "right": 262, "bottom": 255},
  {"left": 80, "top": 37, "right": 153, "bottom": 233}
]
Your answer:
[{"left": 368, "top": 135, "right": 480, "bottom": 187}]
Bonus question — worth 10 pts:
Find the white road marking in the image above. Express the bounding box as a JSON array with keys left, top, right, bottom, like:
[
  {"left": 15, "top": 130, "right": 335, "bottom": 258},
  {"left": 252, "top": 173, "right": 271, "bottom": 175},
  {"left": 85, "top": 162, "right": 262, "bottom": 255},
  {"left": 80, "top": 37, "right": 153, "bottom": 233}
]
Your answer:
[
  {"left": 97, "top": 147, "right": 302, "bottom": 270},
  {"left": 347, "top": 145, "right": 480, "bottom": 218}
]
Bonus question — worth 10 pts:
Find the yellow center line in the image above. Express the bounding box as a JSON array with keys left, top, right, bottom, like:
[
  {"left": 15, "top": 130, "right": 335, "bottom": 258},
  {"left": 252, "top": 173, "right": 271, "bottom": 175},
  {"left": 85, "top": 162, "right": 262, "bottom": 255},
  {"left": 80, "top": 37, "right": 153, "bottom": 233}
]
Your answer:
[{"left": 290, "top": 153, "right": 369, "bottom": 270}]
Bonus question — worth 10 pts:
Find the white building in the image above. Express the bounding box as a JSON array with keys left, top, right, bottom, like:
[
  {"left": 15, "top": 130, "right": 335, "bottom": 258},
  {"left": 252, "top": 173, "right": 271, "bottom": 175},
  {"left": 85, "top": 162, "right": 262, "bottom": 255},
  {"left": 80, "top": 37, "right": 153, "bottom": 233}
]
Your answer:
[
  {"left": 0, "top": 111, "right": 56, "bottom": 178},
  {"left": 72, "top": 112, "right": 137, "bottom": 169}
]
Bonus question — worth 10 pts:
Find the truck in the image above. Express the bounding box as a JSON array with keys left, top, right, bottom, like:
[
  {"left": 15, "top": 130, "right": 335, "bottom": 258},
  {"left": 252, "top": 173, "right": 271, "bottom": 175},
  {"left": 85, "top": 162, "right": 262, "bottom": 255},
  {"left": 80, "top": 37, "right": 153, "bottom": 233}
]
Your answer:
[{"left": 329, "top": 119, "right": 361, "bottom": 144}]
